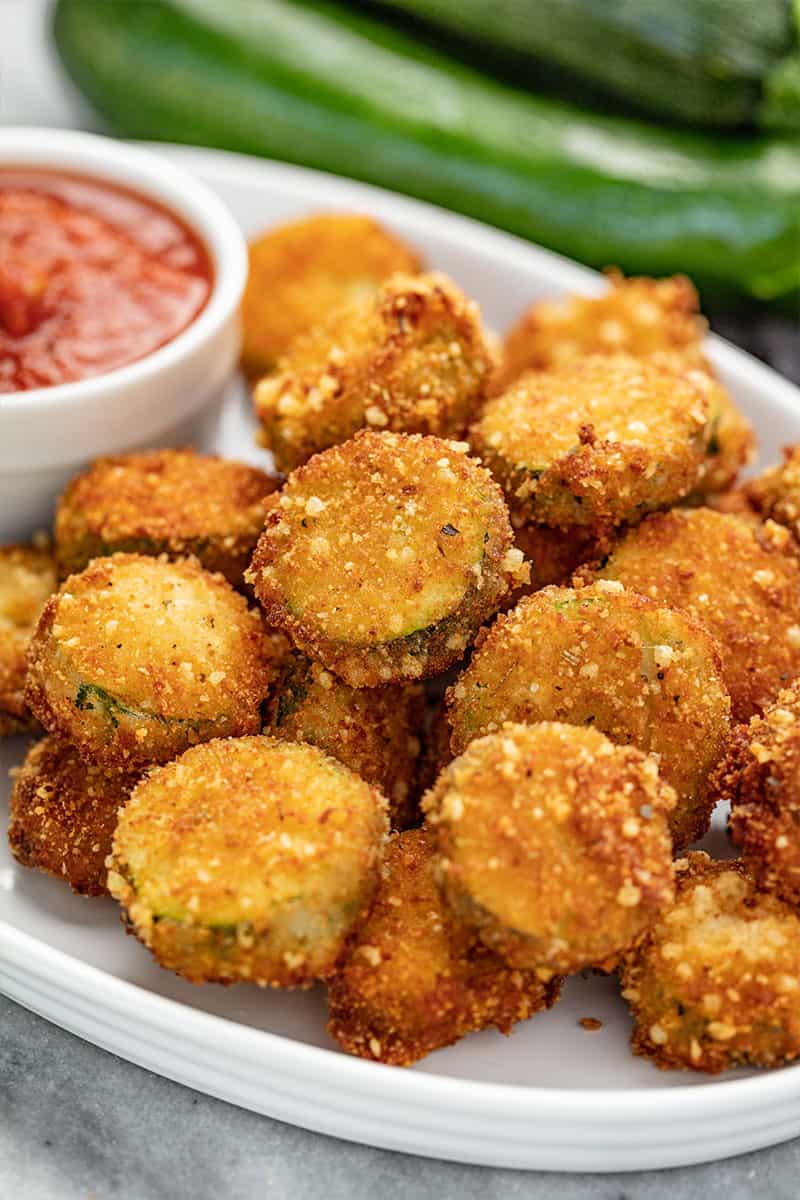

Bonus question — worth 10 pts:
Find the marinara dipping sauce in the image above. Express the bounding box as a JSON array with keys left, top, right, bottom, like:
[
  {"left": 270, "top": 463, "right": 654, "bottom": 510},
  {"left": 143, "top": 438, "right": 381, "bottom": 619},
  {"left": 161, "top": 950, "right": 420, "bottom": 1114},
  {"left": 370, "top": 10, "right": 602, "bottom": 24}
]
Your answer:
[{"left": 0, "top": 169, "right": 213, "bottom": 392}]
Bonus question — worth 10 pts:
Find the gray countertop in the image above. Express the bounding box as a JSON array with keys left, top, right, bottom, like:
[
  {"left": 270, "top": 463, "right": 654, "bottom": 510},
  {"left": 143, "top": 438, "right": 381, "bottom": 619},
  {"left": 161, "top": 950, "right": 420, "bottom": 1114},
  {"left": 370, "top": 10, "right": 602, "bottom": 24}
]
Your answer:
[{"left": 2, "top": 3, "right": 799, "bottom": 1196}]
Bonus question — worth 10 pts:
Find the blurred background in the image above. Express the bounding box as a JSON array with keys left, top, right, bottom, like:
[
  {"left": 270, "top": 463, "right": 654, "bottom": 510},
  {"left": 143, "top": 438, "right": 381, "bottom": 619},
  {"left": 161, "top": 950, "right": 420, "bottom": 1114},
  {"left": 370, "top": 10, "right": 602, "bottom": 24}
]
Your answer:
[{"left": 1, "top": 0, "right": 798, "bottom": 378}]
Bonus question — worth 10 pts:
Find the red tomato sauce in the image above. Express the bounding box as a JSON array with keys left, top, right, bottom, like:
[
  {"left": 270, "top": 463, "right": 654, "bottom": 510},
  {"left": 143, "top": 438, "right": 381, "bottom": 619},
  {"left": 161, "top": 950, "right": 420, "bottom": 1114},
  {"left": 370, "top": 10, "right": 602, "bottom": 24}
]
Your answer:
[{"left": 0, "top": 169, "right": 213, "bottom": 392}]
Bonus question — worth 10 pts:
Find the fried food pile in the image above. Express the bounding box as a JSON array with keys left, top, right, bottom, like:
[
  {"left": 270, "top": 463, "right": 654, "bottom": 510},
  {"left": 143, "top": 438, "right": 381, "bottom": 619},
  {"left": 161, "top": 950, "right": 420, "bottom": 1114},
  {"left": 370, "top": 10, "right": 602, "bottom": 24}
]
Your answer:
[{"left": 8, "top": 211, "right": 800, "bottom": 1075}]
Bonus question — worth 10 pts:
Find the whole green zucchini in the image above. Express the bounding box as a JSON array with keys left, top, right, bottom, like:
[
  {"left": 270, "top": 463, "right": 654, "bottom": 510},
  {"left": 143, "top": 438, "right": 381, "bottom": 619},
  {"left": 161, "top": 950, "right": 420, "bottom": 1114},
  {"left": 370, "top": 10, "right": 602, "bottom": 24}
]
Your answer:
[
  {"left": 53, "top": 0, "right": 800, "bottom": 301},
  {"left": 372, "top": 0, "right": 798, "bottom": 127}
]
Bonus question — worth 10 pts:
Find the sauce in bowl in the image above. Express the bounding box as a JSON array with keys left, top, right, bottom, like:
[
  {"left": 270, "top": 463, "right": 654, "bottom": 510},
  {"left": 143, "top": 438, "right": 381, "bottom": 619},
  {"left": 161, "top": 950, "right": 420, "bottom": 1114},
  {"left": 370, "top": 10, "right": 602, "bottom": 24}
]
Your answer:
[{"left": 0, "top": 169, "right": 213, "bottom": 392}]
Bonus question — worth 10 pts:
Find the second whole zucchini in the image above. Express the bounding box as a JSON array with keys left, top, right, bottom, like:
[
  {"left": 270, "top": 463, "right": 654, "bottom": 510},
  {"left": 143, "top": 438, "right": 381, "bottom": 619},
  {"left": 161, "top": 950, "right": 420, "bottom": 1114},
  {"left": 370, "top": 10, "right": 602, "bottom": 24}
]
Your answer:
[
  {"left": 54, "top": 0, "right": 800, "bottom": 302},
  {"left": 371, "top": 0, "right": 799, "bottom": 128}
]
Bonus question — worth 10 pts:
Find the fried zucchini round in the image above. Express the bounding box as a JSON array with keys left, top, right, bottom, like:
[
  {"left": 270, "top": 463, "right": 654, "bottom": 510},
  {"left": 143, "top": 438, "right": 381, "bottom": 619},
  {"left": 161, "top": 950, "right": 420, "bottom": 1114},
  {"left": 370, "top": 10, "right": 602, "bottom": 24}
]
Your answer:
[
  {"left": 253, "top": 272, "right": 493, "bottom": 472},
  {"left": 746, "top": 445, "right": 800, "bottom": 538},
  {"left": 8, "top": 735, "right": 137, "bottom": 896},
  {"left": 0, "top": 543, "right": 56, "bottom": 735},
  {"left": 498, "top": 272, "right": 708, "bottom": 389},
  {"left": 448, "top": 582, "right": 730, "bottom": 849},
  {"left": 688, "top": 368, "right": 755, "bottom": 498},
  {"left": 248, "top": 431, "right": 526, "bottom": 687},
  {"left": 590, "top": 507, "right": 800, "bottom": 722},
  {"left": 470, "top": 355, "right": 708, "bottom": 532},
  {"left": 496, "top": 272, "right": 753, "bottom": 499},
  {"left": 423, "top": 722, "right": 675, "bottom": 975},
  {"left": 26, "top": 554, "right": 269, "bottom": 769},
  {"left": 327, "top": 827, "right": 562, "bottom": 1065},
  {"left": 241, "top": 213, "right": 422, "bottom": 377},
  {"left": 108, "top": 735, "right": 388, "bottom": 986},
  {"left": 713, "top": 681, "right": 800, "bottom": 906},
  {"left": 264, "top": 650, "right": 423, "bottom": 830},
  {"left": 621, "top": 852, "right": 800, "bottom": 1072},
  {"left": 54, "top": 449, "right": 278, "bottom": 588}
]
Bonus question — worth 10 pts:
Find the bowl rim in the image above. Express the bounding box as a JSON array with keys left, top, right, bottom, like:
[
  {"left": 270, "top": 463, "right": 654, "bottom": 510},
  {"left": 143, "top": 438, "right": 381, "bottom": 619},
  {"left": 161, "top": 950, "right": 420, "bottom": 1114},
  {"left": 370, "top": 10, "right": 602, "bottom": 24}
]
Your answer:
[{"left": 0, "top": 127, "right": 247, "bottom": 410}]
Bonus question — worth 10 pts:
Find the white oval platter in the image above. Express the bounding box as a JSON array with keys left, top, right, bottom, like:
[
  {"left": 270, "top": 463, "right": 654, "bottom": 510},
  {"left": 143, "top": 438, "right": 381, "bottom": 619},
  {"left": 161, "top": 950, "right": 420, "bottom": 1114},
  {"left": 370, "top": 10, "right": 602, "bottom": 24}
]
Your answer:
[{"left": 2, "top": 144, "right": 800, "bottom": 1173}]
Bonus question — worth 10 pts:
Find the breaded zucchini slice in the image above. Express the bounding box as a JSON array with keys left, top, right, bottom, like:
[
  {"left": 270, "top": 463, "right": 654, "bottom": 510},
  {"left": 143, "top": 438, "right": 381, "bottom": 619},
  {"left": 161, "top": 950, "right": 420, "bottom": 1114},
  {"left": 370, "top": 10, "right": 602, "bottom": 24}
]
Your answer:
[
  {"left": 26, "top": 554, "right": 269, "bottom": 769},
  {"left": 248, "top": 431, "right": 526, "bottom": 687},
  {"left": 8, "top": 736, "right": 138, "bottom": 896},
  {"left": 108, "top": 736, "right": 388, "bottom": 986},
  {"left": 589, "top": 507, "right": 800, "bottom": 722},
  {"left": 253, "top": 272, "right": 494, "bottom": 472},
  {"left": 687, "top": 368, "right": 755, "bottom": 498},
  {"left": 241, "top": 212, "right": 422, "bottom": 377},
  {"left": 55, "top": 449, "right": 278, "bottom": 588},
  {"left": 264, "top": 650, "right": 423, "bottom": 830},
  {"left": 470, "top": 355, "right": 708, "bottom": 532},
  {"left": 423, "top": 722, "right": 675, "bottom": 975},
  {"left": 0, "top": 543, "right": 56, "bottom": 735},
  {"left": 621, "top": 853, "right": 800, "bottom": 1073},
  {"left": 498, "top": 272, "right": 708, "bottom": 389},
  {"left": 746, "top": 444, "right": 800, "bottom": 538},
  {"left": 327, "top": 828, "right": 561, "bottom": 1065},
  {"left": 447, "top": 582, "right": 730, "bottom": 849},
  {"left": 713, "top": 681, "right": 800, "bottom": 907}
]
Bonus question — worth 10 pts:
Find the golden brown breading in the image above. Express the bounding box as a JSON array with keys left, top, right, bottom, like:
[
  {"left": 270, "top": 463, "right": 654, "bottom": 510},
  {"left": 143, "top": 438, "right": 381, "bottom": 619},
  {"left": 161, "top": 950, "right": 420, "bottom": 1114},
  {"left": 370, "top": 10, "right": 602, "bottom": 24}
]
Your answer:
[
  {"left": 447, "top": 583, "right": 731, "bottom": 849},
  {"left": 588, "top": 508, "right": 800, "bottom": 722},
  {"left": 326, "top": 827, "right": 561, "bottom": 1065},
  {"left": 508, "top": 521, "right": 599, "bottom": 603},
  {"left": 621, "top": 852, "right": 800, "bottom": 1072},
  {"left": 497, "top": 273, "right": 754, "bottom": 498},
  {"left": 54, "top": 449, "right": 279, "bottom": 588},
  {"left": 264, "top": 650, "right": 423, "bottom": 830},
  {"left": 241, "top": 213, "right": 422, "bottom": 377},
  {"left": 0, "top": 544, "right": 56, "bottom": 735},
  {"left": 688, "top": 368, "right": 755, "bottom": 497},
  {"left": 8, "top": 736, "right": 138, "bottom": 896},
  {"left": 26, "top": 554, "right": 270, "bottom": 769},
  {"left": 423, "top": 722, "right": 675, "bottom": 975},
  {"left": 247, "top": 431, "right": 527, "bottom": 687},
  {"left": 713, "top": 681, "right": 800, "bottom": 906},
  {"left": 108, "top": 736, "right": 388, "bottom": 987},
  {"left": 470, "top": 355, "right": 709, "bottom": 533},
  {"left": 498, "top": 272, "right": 707, "bottom": 388},
  {"left": 253, "top": 273, "right": 494, "bottom": 472},
  {"left": 746, "top": 445, "right": 800, "bottom": 538}
]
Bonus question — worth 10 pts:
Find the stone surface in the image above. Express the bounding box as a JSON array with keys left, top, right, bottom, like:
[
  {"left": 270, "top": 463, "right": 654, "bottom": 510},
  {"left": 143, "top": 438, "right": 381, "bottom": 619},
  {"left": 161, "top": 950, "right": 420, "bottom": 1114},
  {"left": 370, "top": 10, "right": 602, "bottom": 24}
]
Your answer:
[{"left": 2, "top": 2, "right": 799, "bottom": 1197}]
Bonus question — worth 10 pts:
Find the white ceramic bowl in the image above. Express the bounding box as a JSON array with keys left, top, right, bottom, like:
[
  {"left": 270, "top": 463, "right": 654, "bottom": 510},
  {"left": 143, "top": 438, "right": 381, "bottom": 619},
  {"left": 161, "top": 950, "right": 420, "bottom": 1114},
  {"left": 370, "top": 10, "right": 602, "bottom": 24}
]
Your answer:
[{"left": 0, "top": 128, "right": 247, "bottom": 540}]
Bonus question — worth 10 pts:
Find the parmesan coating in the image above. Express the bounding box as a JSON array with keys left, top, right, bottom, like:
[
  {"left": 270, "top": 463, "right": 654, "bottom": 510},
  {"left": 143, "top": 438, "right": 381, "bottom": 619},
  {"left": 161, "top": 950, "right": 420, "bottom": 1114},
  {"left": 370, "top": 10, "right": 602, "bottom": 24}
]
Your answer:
[
  {"left": 509, "top": 521, "right": 599, "bottom": 603},
  {"left": 241, "top": 213, "right": 422, "bottom": 376},
  {"left": 264, "top": 650, "right": 423, "bottom": 830},
  {"left": 746, "top": 445, "right": 800, "bottom": 539},
  {"left": 470, "top": 355, "right": 709, "bottom": 533},
  {"left": 248, "top": 431, "right": 526, "bottom": 687},
  {"left": 327, "top": 828, "right": 561, "bottom": 1065},
  {"left": 621, "top": 853, "right": 800, "bottom": 1072},
  {"left": 0, "top": 544, "right": 56, "bottom": 735},
  {"left": 108, "top": 736, "right": 388, "bottom": 987},
  {"left": 688, "top": 368, "right": 755, "bottom": 498},
  {"left": 496, "top": 273, "right": 753, "bottom": 499},
  {"left": 253, "top": 272, "right": 493, "bottom": 472},
  {"left": 447, "top": 583, "right": 730, "bottom": 848},
  {"left": 8, "top": 736, "right": 138, "bottom": 896},
  {"left": 498, "top": 272, "right": 709, "bottom": 388},
  {"left": 589, "top": 507, "right": 800, "bottom": 722},
  {"left": 423, "top": 722, "right": 675, "bottom": 975},
  {"left": 26, "top": 554, "right": 270, "bottom": 769},
  {"left": 55, "top": 449, "right": 279, "bottom": 589},
  {"left": 713, "top": 681, "right": 800, "bottom": 907}
]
